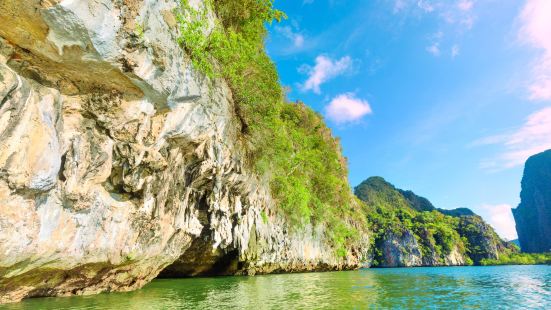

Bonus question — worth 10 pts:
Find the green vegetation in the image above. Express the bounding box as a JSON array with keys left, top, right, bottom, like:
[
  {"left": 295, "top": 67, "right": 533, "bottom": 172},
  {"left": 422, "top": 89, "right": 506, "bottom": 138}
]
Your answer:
[
  {"left": 480, "top": 252, "right": 551, "bottom": 266},
  {"left": 398, "top": 189, "right": 436, "bottom": 212},
  {"left": 356, "top": 177, "right": 512, "bottom": 266},
  {"left": 260, "top": 210, "right": 268, "bottom": 224},
  {"left": 398, "top": 188, "right": 475, "bottom": 216},
  {"left": 134, "top": 22, "right": 145, "bottom": 39},
  {"left": 174, "top": 0, "right": 363, "bottom": 256}
]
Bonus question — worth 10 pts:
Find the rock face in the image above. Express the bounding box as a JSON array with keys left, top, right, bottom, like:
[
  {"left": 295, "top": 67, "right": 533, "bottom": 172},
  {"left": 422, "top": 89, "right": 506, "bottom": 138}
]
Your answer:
[
  {"left": 0, "top": 1, "right": 368, "bottom": 303},
  {"left": 456, "top": 216, "right": 502, "bottom": 263},
  {"left": 376, "top": 228, "right": 465, "bottom": 267},
  {"left": 379, "top": 230, "right": 423, "bottom": 267},
  {"left": 513, "top": 150, "right": 551, "bottom": 253}
]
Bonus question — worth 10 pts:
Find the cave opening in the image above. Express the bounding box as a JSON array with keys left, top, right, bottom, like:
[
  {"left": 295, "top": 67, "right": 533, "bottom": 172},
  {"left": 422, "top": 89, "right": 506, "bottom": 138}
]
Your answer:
[
  {"left": 156, "top": 191, "right": 245, "bottom": 279},
  {"left": 157, "top": 235, "right": 241, "bottom": 278}
]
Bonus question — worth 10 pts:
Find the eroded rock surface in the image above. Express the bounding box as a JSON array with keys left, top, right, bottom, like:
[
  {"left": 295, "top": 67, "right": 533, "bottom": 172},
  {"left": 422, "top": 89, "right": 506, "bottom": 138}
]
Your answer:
[
  {"left": 0, "top": 1, "right": 368, "bottom": 303},
  {"left": 377, "top": 229, "right": 465, "bottom": 267}
]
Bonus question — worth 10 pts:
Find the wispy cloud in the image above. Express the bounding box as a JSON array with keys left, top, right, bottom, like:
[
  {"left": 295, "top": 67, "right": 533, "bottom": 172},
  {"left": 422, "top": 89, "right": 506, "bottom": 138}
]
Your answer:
[
  {"left": 446, "top": 1, "right": 476, "bottom": 28},
  {"left": 393, "top": 0, "right": 436, "bottom": 13},
  {"left": 518, "top": 0, "right": 551, "bottom": 101},
  {"left": 393, "top": 0, "right": 408, "bottom": 13},
  {"left": 478, "top": 204, "right": 517, "bottom": 240},
  {"left": 451, "top": 44, "right": 460, "bottom": 58},
  {"left": 426, "top": 31, "right": 444, "bottom": 57},
  {"left": 274, "top": 26, "right": 305, "bottom": 48},
  {"left": 474, "top": 107, "right": 551, "bottom": 170},
  {"left": 417, "top": 0, "right": 435, "bottom": 13},
  {"left": 457, "top": 0, "right": 474, "bottom": 12},
  {"left": 430, "top": 31, "right": 444, "bottom": 40},
  {"left": 325, "top": 93, "right": 372, "bottom": 124},
  {"left": 300, "top": 55, "right": 352, "bottom": 94},
  {"left": 426, "top": 42, "right": 441, "bottom": 56},
  {"left": 393, "top": 0, "right": 475, "bottom": 24},
  {"left": 392, "top": 1, "right": 476, "bottom": 56}
]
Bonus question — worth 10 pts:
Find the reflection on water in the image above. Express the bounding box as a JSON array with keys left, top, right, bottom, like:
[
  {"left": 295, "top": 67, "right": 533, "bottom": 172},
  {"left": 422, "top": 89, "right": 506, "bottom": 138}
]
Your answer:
[{"left": 4, "top": 265, "right": 550, "bottom": 309}]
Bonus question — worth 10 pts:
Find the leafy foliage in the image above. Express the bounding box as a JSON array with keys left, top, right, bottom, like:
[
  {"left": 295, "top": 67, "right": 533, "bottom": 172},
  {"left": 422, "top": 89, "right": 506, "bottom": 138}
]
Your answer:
[
  {"left": 174, "top": 0, "right": 362, "bottom": 256},
  {"left": 398, "top": 189, "right": 436, "bottom": 212},
  {"left": 355, "top": 177, "right": 411, "bottom": 211},
  {"left": 480, "top": 252, "right": 551, "bottom": 266},
  {"left": 437, "top": 207, "right": 475, "bottom": 217}
]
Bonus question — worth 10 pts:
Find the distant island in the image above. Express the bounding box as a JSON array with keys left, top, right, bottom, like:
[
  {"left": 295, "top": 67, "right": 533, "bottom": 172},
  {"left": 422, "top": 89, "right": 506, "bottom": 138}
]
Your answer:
[{"left": 354, "top": 176, "right": 517, "bottom": 267}]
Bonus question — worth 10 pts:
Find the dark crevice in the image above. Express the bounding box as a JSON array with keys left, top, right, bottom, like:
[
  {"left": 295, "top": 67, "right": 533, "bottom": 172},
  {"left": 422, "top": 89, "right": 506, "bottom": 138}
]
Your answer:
[
  {"left": 0, "top": 77, "right": 18, "bottom": 110},
  {"left": 58, "top": 153, "right": 67, "bottom": 182},
  {"left": 232, "top": 100, "right": 249, "bottom": 135}
]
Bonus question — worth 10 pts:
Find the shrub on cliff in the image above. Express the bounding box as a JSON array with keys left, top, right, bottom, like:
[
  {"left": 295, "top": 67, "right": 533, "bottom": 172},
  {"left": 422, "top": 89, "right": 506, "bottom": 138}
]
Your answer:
[{"left": 480, "top": 252, "right": 551, "bottom": 266}]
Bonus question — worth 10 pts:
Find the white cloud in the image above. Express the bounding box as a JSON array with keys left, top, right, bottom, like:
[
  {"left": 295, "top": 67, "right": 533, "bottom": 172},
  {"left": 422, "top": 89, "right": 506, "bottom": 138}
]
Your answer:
[
  {"left": 425, "top": 32, "right": 445, "bottom": 57},
  {"left": 274, "top": 26, "right": 305, "bottom": 48},
  {"left": 519, "top": 0, "right": 551, "bottom": 51},
  {"left": 501, "top": 107, "right": 551, "bottom": 167},
  {"left": 478, "top": 204, "right": 518, "bottom": 240},
  {"left": 442, "top": 2, "right": 477, "bottom": 29},
  {"left": 294, "top": 35, "right": 305, "bottom": 48},
  {"left": 394, "top": 0, "right": 408, "bottom": 13},
  {"left": 475, "top": 107, "right": 551, "bottom": 169},
  {"left": 518, "top": 0, "right": 551, "bottom": 101},
  {"left": 300, "top": 55, "right": 352, "bottom": 94},
  {"left": 392, "top": 0, "right": 476, "bottom": 27},
  {"left": 393, "top": 0, "right": 436, "bottom": 14},
  {"left": 426, "top": 43, "right": 441, "bottom": 56},
  {"left": 460, "top": 15, "right": 475, "bottom": 30},
  {"left": 417, "top": 0, "right": 435, "bottom": 13},
  {"left": 451, "top": 44, "right": 460, "bottom": 58},
  {"left": 457, "top": 0, "right": 474, "bottom": 11},
  {"left": 431, "top": 31, "right": 444, "bottom": 40},
  {"left": 325, "top": 93, "right": 372, "bottom": 124}
]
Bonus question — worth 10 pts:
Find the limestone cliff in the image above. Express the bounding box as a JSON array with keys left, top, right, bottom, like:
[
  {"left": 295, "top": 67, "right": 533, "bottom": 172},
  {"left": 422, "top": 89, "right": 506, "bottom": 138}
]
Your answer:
[
  {"left": 0, "top": 0, "right": 369, "bottom": 303},
  {"left": 513, "top": 149, "right": 551, "bottom": 253}
]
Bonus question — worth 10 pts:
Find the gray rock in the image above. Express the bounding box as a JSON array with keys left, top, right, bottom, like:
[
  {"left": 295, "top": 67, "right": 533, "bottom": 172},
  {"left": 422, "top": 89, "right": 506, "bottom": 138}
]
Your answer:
[{"left": 378, "top": 228, "right": 465, "bottom": 267}]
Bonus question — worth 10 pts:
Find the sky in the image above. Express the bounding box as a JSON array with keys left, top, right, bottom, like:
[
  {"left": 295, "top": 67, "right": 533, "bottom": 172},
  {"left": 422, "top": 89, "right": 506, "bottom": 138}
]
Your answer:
[{"left": 265, "top": 0, "right": 551, "bottom": 240}]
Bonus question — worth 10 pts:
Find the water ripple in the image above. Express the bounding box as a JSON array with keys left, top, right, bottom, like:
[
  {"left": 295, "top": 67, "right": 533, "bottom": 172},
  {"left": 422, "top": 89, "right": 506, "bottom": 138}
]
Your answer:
[{"left": 3, "top": 265, "right": 550, "bottom": 309}]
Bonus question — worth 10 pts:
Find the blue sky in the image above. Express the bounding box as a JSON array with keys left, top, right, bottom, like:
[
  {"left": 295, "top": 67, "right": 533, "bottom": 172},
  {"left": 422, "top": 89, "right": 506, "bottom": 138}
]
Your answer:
[{"left": 266, "top": 0, "right": 551, "bottom": 240}]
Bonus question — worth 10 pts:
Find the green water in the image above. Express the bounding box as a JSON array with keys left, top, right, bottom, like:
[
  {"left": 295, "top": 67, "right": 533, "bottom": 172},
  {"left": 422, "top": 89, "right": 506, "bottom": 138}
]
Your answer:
[{"left": 2, "top": 265, "right": 550, "bottom": 309}]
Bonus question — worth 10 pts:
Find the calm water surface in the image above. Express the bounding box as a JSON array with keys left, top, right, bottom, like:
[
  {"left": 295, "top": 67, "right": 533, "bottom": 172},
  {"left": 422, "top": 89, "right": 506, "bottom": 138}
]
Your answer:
[{"left": 2, "top": 265, "right": 550, "bottom": 309}]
